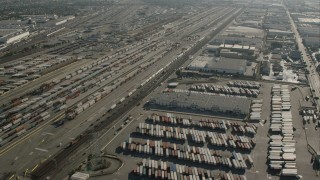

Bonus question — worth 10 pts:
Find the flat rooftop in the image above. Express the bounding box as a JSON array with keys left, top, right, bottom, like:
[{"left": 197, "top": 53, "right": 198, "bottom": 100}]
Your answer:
[
  {"left": 150, "top": 91, "right": 251, "bottom": 115},
  {"left": 298, "top": 18, "right": 320, "bottom": 24},
  {"left": 223, "top": 26, "right": 264, "bottom": 38}
]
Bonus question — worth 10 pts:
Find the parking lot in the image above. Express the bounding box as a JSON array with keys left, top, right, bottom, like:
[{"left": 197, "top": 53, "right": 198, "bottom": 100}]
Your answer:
[{"left": 97, "top": 79, "right": 319, "bottom": 180}]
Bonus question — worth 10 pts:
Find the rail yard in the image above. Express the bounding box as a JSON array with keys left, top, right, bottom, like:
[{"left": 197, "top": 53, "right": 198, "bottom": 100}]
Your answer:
[{"left": 0, "top": 0, "right": 319, "bottom": 180}]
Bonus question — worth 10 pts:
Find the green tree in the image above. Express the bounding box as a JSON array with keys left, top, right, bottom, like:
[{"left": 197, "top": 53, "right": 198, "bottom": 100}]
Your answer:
[{"left": 176, "top": 69, "right": 181, "bottom": 77}]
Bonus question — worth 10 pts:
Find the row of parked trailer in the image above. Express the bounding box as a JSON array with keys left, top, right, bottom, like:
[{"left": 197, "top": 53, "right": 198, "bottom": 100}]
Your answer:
[
  {"left": 2, "top": 38, "right": 158, "bottom": 114},
  {"left": 71, "top": 43, "right": 168, "bottom": 113},
  {"left": 189, "top": 84, "right": 259, "bottom": 97},
  {"left": 132, "top": 159, "right": 248, "bottom": 180},
  {"left": 140, "top": 36, "right": 199, "bottom": 88},
  {"left": 148, "top": 114, "right": 257, "bottom": 135},
  {"left": 0, "top": 96, "right": 57, "bottom": 130},
  {"left": 268, "top": 85, "right": 297, "bottom": 177},
  {"left": 227, "top": 81, "right": 261, "bottom": 89},
  {"left": 0, "top": 106, "right": 51, "bottom": 146},
  {"left": 121, "top": 114, "right": 256, "bottom": 176},
  {"left": 0, "top": 40, "right": 156, "bottom": 147},
  {"left": 140, "top": 57, "right": 178, "bottom": 87},
  {"left": 250, "top": 99, "right": 263, "bottom": 121},
  {"left": 0, "top": 35, "right": 191, "bottom": 148},
  {"left": 1, "top": 55, "right": 72, "bottom": 80},
  {"left": 0, "top": 79, "right": 30, "bottom": 94},
  {"left": 122, "top": 139, "right": 252, "bottom": 170},
  {"left": 1, "top": 53, "right": 113, "bottom": 115},
  {"left": 135, "top": 123, "right": 256, "bottom": 150}
]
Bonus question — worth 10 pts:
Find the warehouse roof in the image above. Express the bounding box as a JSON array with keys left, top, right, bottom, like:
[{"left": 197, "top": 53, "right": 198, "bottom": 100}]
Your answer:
[
  {"left": 268, "top": 29, "right": 293, "bottom": 34},
  {"left": 151, "top": 91, "right": 251, "bottom": 114},
  {"left": 225, "top": 26, "right": 263, "bottom": 36},
  {"left": 298, "top": 18, "right": 320, "bottom": 24},
  {"left": 219, "top": 44, "right": 256, "bottom": 51},
  {"left": 188, "top": 56, "right": 212, "bottom": 69},
  {"left": 206, "top": 57, "right": 247, "bottom": 71}
]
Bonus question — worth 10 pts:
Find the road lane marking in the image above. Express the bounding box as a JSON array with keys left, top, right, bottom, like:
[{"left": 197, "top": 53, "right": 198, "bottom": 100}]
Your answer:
[
  {"left": 31, "top": 164, "right": 38, "bottom": 172},
  {"left": 35, "top": 148, "right": 48, "bottom": 152},
  {"left": 43, "top": 132, "right": 54, "bottom": 136},
  {"left": 29, "top": 152, "right": 34, "bottom": 155}
]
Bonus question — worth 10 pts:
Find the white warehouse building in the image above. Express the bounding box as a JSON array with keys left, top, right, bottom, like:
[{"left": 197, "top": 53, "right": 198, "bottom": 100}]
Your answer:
[
  {"left": 150, "top": 91, "right": 252, "bottom": 116},
  {"left": 0, "top": 31, "right": 29, "bottom": 44},
  {"left": 187, "top": 56, "right": 248, "bottom": 75}
]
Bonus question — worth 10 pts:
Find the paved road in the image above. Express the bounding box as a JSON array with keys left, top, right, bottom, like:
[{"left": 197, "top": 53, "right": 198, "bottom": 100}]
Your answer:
[
  {"left": 285, "top": 2, "right": 320, "bottom": 153},
  {"left": 286, "top": 6, "right": 320, "bottom": 110}
]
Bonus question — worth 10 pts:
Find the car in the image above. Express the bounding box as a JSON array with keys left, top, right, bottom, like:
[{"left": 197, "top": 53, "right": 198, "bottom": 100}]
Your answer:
[{"left": 306, "top": 96, "right": 310, "bottom": 101}]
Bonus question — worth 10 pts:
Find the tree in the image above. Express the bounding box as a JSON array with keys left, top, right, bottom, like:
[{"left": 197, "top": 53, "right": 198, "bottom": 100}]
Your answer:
[{"left": 175, "top": 69, "right": 181, "bottom": 77}]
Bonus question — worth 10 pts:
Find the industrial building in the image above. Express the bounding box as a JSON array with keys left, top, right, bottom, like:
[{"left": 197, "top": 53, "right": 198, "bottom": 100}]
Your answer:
[
  {"left": 267, "top": 29, "right": 294, "bottom": 37},
  {"left": 207, "top": 43, "right": 258, "bottom": 60},
  {"left": 187, "top": 56, "right": 248, "bottom": 75},
  {"left": 219, "top": 44, "right": 256, "bottom": 55},
  {"left": 297, "top": 18, "right": 320, "bottom": 25},
  {"left": 211, "top": 25, "right": 264, "bottom": 51},
  {"left": 149, "top": 91, "right": 251, "bottom": 116},
  {"left": 0, "top": 31, "right": 29, "bottom": 44},
  {"left": 303, "top": 37, "right": 320, "bottom": 48},
  {"left": 223, "top": 26, "right": 264, "bottom": 38},
  {"left": 298, "top": 25, "right": 320, "bottom": 36},
  {"left": 206, "top": 45, "right": 219, "bottom": 55},
  {"left": 219, "top": 44, "right": 257, "bottom": 59},
  {"left": 261, "top": 61, "right": 271, "bottom": 75}
]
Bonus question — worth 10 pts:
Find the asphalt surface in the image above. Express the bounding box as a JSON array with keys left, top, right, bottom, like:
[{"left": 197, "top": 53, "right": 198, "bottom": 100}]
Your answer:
[
  {"left": 40, "top": 7, "right": 245, "bottom": 178},
  {"left": 0, "top": 5, "right": 244, "bottom": 179},
  {"left": 285, "top": 4, "right": 320, "bottom": 154}
]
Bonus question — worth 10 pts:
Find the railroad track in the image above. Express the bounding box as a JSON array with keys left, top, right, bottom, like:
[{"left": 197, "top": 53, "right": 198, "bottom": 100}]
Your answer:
[
  {"left": 0, "top": 39, "right": 163, "bottom": 156},
  {"left": 29, "top": 8, "right": 245, "bottom": 179},
  {"left": 30, "top": 134, "right": 92, "bottom": 178}
]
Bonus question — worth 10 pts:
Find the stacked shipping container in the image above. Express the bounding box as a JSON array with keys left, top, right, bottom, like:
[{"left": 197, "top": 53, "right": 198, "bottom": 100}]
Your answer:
[{"left": 268, "top": 85, "right": 297, "bottom": 177}]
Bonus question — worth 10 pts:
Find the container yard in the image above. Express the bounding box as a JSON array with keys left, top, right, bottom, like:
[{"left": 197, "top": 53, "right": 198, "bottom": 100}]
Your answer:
[
  {"left": 0, "top": 1, "right": 319, "bottom": 180},
  {"left": 268, "top": 84, "right": 298, "bottom": 177},
  {"left": 111, "top": 113, "right": 258, "bottom": 179},
  {"left": 132, "top": 158, "right": 248, "bottom": 180},
  {"left": 98, "top": 76, "right": 318, "bottom": 180}
]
